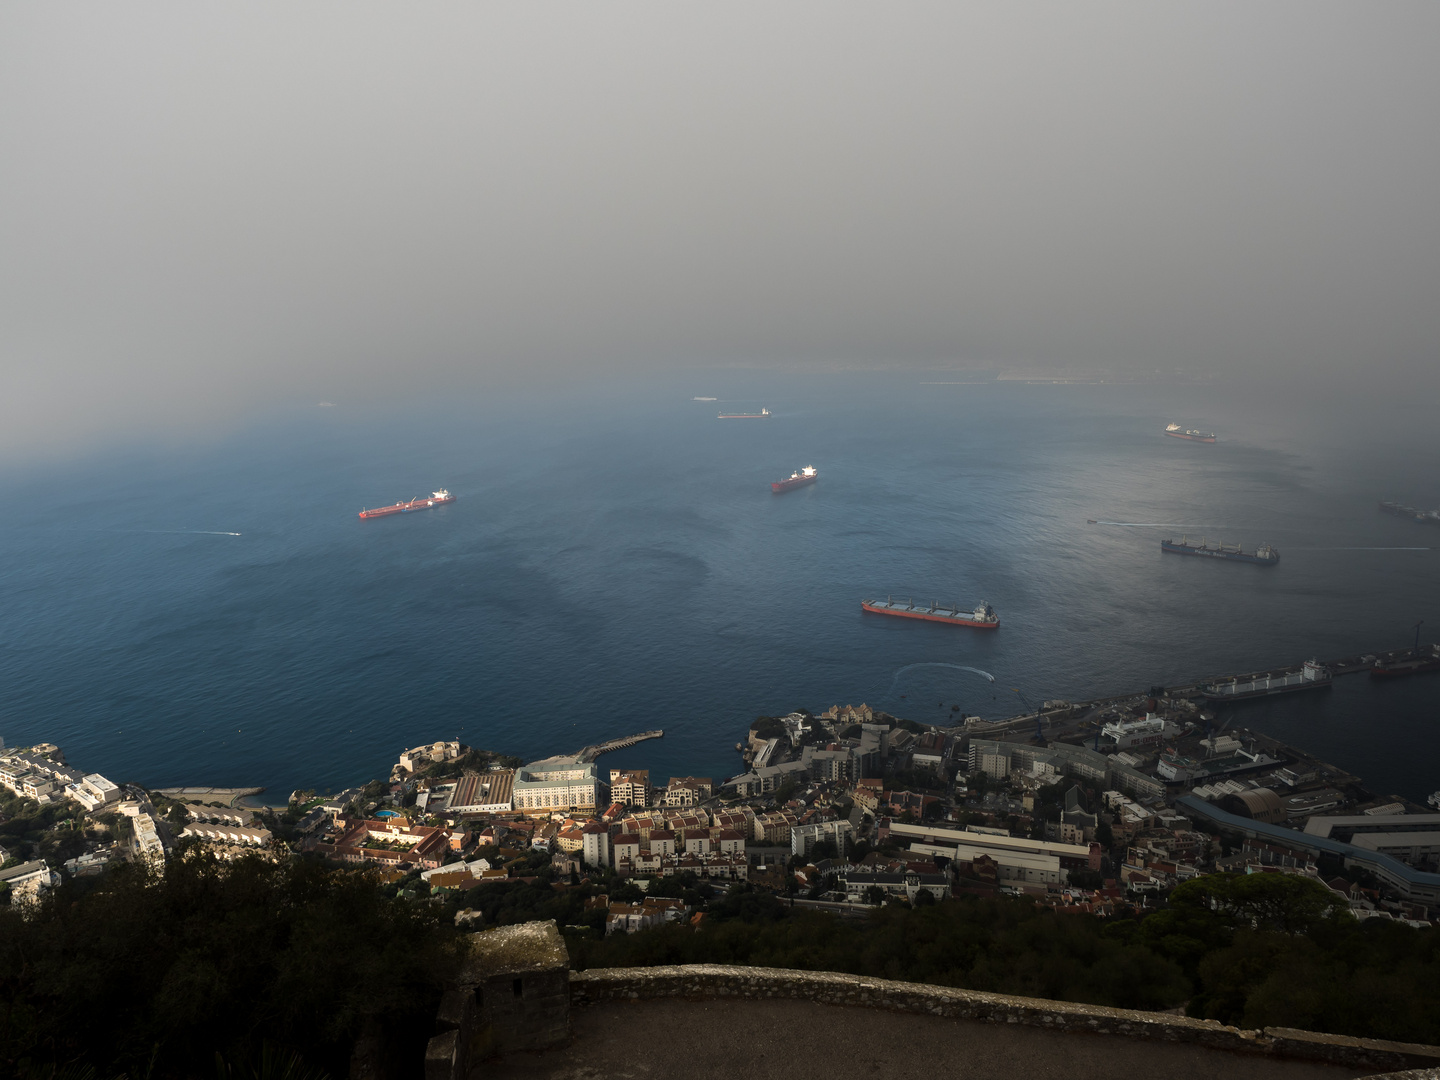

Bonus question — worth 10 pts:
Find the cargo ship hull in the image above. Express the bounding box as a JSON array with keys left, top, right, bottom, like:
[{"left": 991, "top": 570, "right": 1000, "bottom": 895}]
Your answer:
[
  {"left": 1202, "top": 660, "right": 1331, "bottom": 701},
  {"left": 1164, "top": 424, "right": 1216, "bottom": 443},
  {"left": 1371, "top": 648, "right": 1440, "bottom": 679},
  {"left": 1379, "top": 501, "right": 1440, "bottom": 524},
  {"left": 861, "top": 598, "right": 998, "bottom": 628},
  {"left": 1162, "top": 539, "right": 1278, "bottom": 565},
  {"left": 359, "top": 490, "right": 454, "bottom": 519},
  {"left": 772, "top": 466, "right": 818, "bottom": 493},
  {"left": 1200, "top": 678, "right": 1331, "bottom": 701},
  {"left": 772, "top": 476, "right": 817, "bottom": 493}
]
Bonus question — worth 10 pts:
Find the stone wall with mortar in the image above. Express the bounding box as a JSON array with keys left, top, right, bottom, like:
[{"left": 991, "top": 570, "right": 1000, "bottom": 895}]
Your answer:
[
  {"left": 571, "top": 964, "right": 1440, "bottom": 1074},
  {"left": 427, "top": 922, "right": 571, "bottom": 1080}
]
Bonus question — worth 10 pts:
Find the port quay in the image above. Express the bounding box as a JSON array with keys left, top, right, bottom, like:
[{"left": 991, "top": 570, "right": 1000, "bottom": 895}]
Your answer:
[
  {"left": 575, "top": 730, "right": 664, "bottom": 764},
  {"left": 981, "top": 641, "right": 1430, "bottom": 733}
]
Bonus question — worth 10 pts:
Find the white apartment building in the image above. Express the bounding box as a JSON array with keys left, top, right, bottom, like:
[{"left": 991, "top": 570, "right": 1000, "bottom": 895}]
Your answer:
[
  {"left": 791, "top": 819, "right": 855, "bottom": 860},
  {"left": 68, "top": 774, "right": 120, "bottom": 812},
  {"left": 581, "top": 822, "right": 611, "bottom": 868},
  {"left": 512, "top": 757, "right": 603, "bottom": 813}
]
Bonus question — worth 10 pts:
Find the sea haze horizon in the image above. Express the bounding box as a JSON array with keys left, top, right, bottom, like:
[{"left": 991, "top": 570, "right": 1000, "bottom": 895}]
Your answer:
[{"left": 0, "top": 373, "right": 1436, "bottom": 802}]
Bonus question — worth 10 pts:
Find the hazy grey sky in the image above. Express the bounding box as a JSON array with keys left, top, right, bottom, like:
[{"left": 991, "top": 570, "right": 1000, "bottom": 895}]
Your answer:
[{"left": 3, "top": 3, "right": 1438, "bottom": 461}]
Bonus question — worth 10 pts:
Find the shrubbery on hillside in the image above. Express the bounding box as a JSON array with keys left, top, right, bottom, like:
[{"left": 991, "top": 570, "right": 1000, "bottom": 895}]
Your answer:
[
  {"left": 571, "top": 889, "right": 1190, "bottom": 1011},
  {"left": 4, "top": 854, "right": 1439, "bottom": 1077},
  {"left": 572, "top": 876, "right": 1440, "bottom": 1045},
  {"left": 0, "top": 854, "right": 462, "bottom": 1080}
]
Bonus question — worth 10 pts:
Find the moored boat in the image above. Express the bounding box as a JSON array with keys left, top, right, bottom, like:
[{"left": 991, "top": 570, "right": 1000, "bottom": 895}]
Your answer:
[
  {"left": 1201, "top": 659, "right": 1332, "bottom": 701},
  {"left": 1371, "top": 643, "right": 1440, "bottom": 679}
]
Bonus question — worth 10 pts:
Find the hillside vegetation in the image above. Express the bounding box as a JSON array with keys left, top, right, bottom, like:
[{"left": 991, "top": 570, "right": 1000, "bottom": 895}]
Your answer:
[{"left": 3, "top": 858, "right": 1439, "bottom": 1079}]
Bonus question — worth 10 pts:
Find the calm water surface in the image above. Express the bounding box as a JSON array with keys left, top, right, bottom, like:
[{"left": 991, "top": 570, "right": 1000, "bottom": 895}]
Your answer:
[{"left": 1, "top": 375, "right": 1436, "bottom": 800}]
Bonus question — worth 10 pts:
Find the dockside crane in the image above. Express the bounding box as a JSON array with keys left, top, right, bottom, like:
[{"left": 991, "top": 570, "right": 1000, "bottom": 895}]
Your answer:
[{"left": 1012, "top": 687, "right": 1046, "bottom": 746}]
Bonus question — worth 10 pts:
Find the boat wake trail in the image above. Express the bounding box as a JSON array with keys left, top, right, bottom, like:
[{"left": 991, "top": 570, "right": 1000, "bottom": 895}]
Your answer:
[
  {"left": 89, "top": 529, "right": 243, "bottom": 537},
  {"left": 1091, "top": 521, "right": 1237, "bottom": 529},
  {"left": 886, "top": 662, "right": 996, "bottom": 698},
  {"left": 142, "top": 529, "right": 242, "bottom": 536},
  {"left": 1288, "top": 546, "right": 1429, "bottom": 551}
]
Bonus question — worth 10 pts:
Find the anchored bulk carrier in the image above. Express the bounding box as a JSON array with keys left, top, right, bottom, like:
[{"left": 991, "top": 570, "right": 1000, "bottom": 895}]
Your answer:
[
  {"left": 1165, "top": 423, "right": 1216, "bottom": 443},
  {"left": 860, "top": 597, "right": 999, "bottom": 628},
  {"left": 358, "top": 490, "right": 454, "bottom": 519},
  {"left": 1162, "top": 536, "right": 1279, "bottom": 565},
  {"left": 1379, "top": 500, "right": 1440, "bottom": 524},
  {"left": 718, "top": 408, "right": 770, "bottom": 419},
  {"left": 1201, "top": 659, "right": 1332, "bottom": 701},
  {"left": 772, "top": 466, "right": 817, "bottom": 493}
]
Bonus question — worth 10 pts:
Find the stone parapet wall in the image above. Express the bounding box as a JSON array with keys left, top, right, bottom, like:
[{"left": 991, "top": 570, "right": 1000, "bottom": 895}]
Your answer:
[{"left": 571, "top": 965, "right": 1440, "bottom": 1074}]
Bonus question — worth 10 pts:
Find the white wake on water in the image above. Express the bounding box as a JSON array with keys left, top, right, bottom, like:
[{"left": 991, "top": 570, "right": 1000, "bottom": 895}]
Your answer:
[
  {"left": 1092, "top": 520, "right": 1241, "bottom": 529},
  {"left": 885, "top": 662, "right": 996, "bottom": 699}
]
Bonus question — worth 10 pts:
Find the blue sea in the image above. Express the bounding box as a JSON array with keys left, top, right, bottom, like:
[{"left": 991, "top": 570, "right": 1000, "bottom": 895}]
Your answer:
[{"left": 1, "top": 374, "right": 1437, "bottom": 802}]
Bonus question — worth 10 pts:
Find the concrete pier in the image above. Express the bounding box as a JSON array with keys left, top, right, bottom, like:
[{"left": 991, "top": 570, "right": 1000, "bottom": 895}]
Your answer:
[{"left": 575, "top": 730, "right": 663, "bottom": 763}]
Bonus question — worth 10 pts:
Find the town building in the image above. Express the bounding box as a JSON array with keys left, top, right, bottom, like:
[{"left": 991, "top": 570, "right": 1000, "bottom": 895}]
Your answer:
[
  {"left": 792, "top": 819, "right": 854, "bottom": 860},
  {"left": 837, "top": 867, "right": 950, "bottom": 904},
  {"left": 612, "top": 834, "right": 641, "bottom": 865},
  {"left": 446, "top": 769, "right": 515, "bottom": 813},
  {"left": 133, "top": 811, "right": 167, "bottom": 867},
  {"left": 753, "top": 810, "right": 799, "bottom": 844},
  {"left": 581, "top": 821, "right": 611, "bottom": 868},
  {"left": 397, "top": 740, "right": 461, "bottom": 774},
  {"left": 680, "top": 829, "right": 712, "bottom": 857},
  {"left": 968, "top": 738, "right": 1165, "bottom": 799},
  {"left": 0, "top": 860, "right": 59, "bottom": 909},
  {"left": 512, "top": 756, "right": 603, "bottom": 814},
  {"left": 66, "top": 774, "right": 120, "bottom": 812},
  {"left": 1178, "top": 795, "right": 1440, "bottom": 905},
  {"left": 890, "top": 821, "right": 1099, "bottom": 887},
  {"left": 820, "top": 703, "right": 874, "bottom": 726},
  {"left": 182, "top": 822, "right": 273, "bottom": 849},
  {"left": 660, "top": 777, "right": 713, "bottom": 807},
  {"left": 1303, "top": 813, "right": 1440, "bottom": 868},
  {"left": 609, "top": 770, "right": 650, "bottom": 808},
  {"left": 181, "top": 822, "right": 275, "bottom": 859},
  {"left": 313, "top": 816, "right": 458, "bottom": 871}
]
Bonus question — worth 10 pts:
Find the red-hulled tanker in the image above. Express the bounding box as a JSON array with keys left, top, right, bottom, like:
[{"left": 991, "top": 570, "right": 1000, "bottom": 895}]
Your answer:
[{"left": 359, "top": 490, "right": 454, "bottom": 519}]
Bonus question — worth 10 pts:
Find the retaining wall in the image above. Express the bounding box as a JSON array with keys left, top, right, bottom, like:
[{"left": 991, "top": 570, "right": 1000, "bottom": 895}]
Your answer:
[{"left": 571, "top": 965, "right": 1440, "bottom": 1074}]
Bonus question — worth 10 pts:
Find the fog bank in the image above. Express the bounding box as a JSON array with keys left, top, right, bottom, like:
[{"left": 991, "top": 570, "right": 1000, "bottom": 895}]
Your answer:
[{"left": 3, "top": 3, "right": 1438, "bottom": 462}]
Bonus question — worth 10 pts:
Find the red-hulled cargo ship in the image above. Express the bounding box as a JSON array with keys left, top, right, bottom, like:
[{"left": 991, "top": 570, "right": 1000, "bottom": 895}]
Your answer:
[
  {"left": 861, "top": 597, "right": 999, "bottom": 628},
  {"left": 359, "top": 490, "right": 454, "bottom": 519},
  {"left": 772, "top": 466, "right": 817, "bottom": 493}
]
